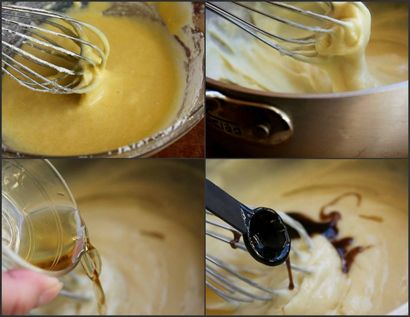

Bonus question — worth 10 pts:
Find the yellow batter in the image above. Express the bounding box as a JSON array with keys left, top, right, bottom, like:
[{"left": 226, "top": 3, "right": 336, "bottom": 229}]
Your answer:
[
  {"left": 2, "top": 2, "right": 191, "bottom": 156},
  {"left": 206, "top": 160, "right": 408, "bottom": 315},
  {"left": 206, "top": 2, "right": 408, "bottom": 93},
  {"left": 33, "top": 160, "right": 204, "bottom": 315}
]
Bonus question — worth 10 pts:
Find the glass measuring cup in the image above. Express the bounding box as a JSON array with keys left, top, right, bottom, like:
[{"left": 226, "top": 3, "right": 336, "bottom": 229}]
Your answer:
[{"left": 2, "top": 159, "right": 87, "bottom": 277}]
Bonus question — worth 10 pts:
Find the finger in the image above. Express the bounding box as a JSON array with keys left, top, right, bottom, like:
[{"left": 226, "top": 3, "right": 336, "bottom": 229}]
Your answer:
[{"left": 2, "top": 269, "right": 63, "bottom": 315}]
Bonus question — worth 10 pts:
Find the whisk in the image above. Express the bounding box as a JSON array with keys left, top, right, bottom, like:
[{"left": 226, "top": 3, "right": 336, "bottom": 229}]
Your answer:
[
  {"left": 206, "top": 1, "right": 351, "bottom": 62},
  {"left": 205, "top": 180, "right": 314, "bottom": 304},
  {"left": 206, "top": 211, "right": 314, "bottom": 304},
  {"left": 1, "top": 4, "right": 109, "bottom": 94}
]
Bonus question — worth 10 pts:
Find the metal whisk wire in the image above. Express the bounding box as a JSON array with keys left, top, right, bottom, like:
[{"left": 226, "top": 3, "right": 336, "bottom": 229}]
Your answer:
[
  {"left": 206, "top": 1, "right": 350, "bottom": 62},
  {"left": 206, "top": 210, "right": 314, "bottom": 304},
  {"left": 1, "top": 4, "right": 109, "bottom": 94}
]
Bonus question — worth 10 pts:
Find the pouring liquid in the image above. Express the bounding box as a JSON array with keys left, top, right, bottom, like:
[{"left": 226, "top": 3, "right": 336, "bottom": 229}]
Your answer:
[
  {"left": 5, "top": 203, "right": 107, "bottom": 314},
  {"left": 81, "top": 242, "right": 106, "bottom": 315}
]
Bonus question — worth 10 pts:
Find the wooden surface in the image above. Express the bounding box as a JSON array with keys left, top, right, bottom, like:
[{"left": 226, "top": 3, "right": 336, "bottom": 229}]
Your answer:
[{"left": 153, "top": 119, "right": 204, "bottom": 158}]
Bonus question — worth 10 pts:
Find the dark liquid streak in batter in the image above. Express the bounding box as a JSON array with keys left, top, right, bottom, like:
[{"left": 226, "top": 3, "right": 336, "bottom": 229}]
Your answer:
[
  {"left": 286, "top": 192, "right": 371, "bottom": 274},
  {"left": 331, "top": 237, "right": 372, "bottom": 273},
  {"left": 359, "top": 214, "right": 383, "bottom": 222},
  {"left": 226, "top": 193, "right": 369, "bottom": 293},
  {"left": 286, "top": 212, "right": 339, "bottom": 240}
]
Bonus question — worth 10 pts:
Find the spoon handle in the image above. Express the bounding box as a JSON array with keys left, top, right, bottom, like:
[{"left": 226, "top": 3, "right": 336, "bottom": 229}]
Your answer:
[{"left": 205, "top": 179, "right": 251, "bottom": 233}]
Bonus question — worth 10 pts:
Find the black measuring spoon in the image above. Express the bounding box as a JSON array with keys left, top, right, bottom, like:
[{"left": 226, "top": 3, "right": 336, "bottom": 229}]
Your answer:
[{"left": 206, "top": 179, "right": 291, "bottom": 266}]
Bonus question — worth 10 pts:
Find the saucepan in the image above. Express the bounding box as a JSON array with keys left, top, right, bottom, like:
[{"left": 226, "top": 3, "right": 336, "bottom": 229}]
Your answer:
[
  {"left": 206, "top": 80, "right": 408, "bottom": 158},
  {"left": 206, "top": 2, "right": 408, "bottom": 158}
]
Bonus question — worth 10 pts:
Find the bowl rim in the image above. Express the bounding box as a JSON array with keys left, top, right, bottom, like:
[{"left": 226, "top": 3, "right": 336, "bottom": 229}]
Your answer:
[{"left": 206, "top": 77, "right": 409, "bottom": 100}]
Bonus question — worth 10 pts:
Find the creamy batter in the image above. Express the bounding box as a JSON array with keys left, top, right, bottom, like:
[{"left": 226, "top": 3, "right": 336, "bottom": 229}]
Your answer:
[
  {"left": 207, "top": 2, "right": 408, "bottom": 93},
  {"left": 33, "top": 160, "right": 204, "bottom": 315},
  {"left": 206, "top": 160, "right": 408, "bottom": 315},
  {"left": 2, "top": 2, "right": 192, "bottom": 156}
]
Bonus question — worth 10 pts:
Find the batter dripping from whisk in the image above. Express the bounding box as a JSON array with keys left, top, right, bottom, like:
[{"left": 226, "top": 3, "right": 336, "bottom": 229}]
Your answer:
[{"left": 207, "top": 2, "right": 408, "bottom": 93}]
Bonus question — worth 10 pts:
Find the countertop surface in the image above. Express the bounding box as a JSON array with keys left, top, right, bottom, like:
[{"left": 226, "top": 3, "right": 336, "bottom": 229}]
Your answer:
[{"left": 153, "top": 119, "right": 204, "bottom": 158}]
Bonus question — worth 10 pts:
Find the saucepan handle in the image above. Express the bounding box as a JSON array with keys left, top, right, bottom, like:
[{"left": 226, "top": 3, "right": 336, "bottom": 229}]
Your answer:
[{"left": 206, "top": 90, "right": 293, "bottom": 145}]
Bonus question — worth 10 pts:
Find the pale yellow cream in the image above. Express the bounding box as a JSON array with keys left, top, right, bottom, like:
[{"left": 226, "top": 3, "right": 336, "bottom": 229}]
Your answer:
[
  {"left": 206, "top": 159, "right": 408, "bottom": 315},
  {"left": 2, "top": 2, "right": 191, "bottom": 156},
  {"left": 206, "top": 2, "right": 408, "bottom": 93},
  {"left": 34, "top": 160, "right": 204, "bottom": 315}
]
